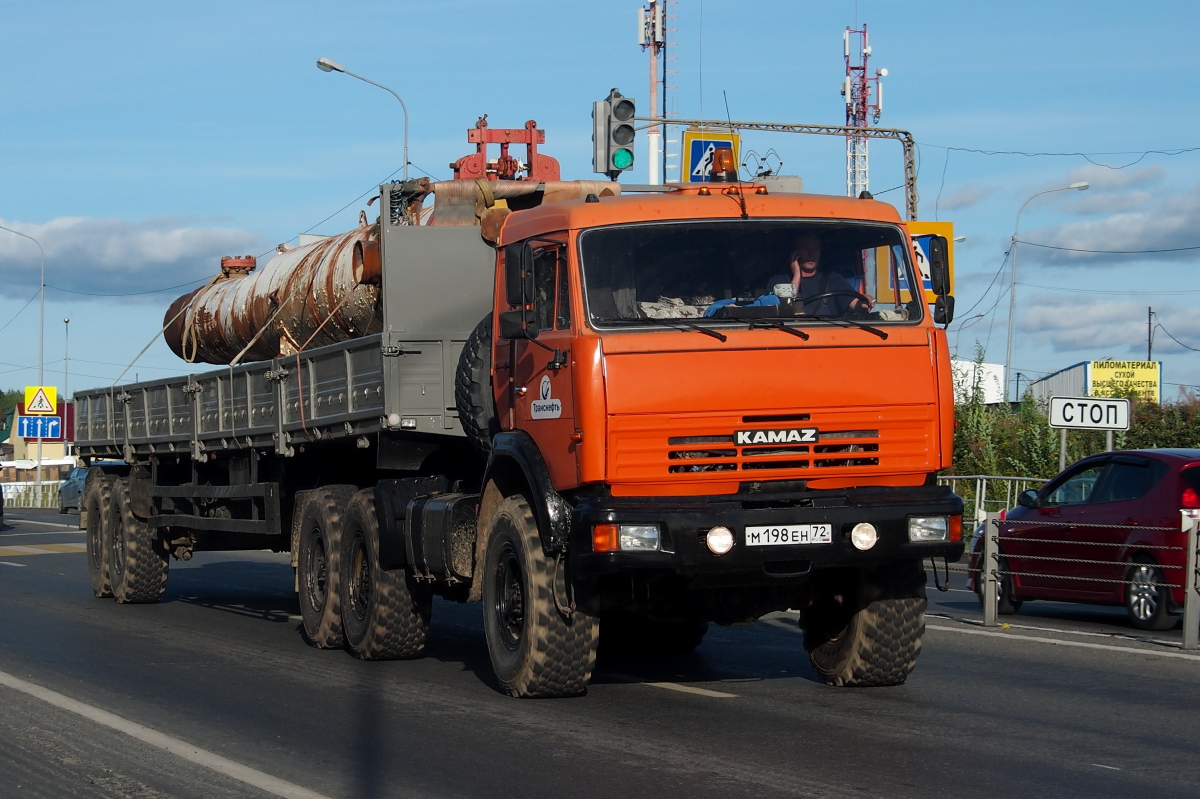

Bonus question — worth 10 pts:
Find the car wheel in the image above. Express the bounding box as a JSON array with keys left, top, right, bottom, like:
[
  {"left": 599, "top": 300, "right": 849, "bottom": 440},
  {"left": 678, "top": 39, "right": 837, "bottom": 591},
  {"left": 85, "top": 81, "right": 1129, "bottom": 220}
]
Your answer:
[
  {"left": 1125, "top": 559, "right": 1175, "bottom": 631},
  {"left": 58, "top": 491, "right": 67, "bottom": 514}
]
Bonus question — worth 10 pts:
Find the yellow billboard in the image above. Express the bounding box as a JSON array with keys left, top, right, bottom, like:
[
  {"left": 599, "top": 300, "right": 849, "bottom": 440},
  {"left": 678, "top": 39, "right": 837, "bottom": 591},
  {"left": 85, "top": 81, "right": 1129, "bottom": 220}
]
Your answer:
[{"left": 1089, "top": 360, "right": 1161, "bottom": 403}]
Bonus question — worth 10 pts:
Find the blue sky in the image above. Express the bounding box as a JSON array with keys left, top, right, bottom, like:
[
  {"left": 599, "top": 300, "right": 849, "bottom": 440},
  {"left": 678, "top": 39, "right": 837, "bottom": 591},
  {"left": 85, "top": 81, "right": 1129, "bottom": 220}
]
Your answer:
[{"left": 1, "top": 0, "right": 1198, "bottom": 401}]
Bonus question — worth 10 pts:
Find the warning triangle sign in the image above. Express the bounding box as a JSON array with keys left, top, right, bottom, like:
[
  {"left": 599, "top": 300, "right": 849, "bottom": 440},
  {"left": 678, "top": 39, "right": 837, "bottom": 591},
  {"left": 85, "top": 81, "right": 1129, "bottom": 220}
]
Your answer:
[{"left": 25, "top": 386, "right": 56, "bottom": 414}]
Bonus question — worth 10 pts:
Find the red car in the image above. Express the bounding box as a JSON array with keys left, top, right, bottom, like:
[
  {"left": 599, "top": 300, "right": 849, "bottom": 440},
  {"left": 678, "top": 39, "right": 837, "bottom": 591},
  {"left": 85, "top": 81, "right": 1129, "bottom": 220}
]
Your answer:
[{"left": 971, "top": 449, "right": 1200, "bottom": 630}]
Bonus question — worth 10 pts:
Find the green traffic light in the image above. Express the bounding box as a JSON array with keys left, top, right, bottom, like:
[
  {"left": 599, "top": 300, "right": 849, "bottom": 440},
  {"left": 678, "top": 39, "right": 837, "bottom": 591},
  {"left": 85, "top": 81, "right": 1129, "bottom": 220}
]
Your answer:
[{"left": 612, "top": 148, "right": 634, "bottom": 170}]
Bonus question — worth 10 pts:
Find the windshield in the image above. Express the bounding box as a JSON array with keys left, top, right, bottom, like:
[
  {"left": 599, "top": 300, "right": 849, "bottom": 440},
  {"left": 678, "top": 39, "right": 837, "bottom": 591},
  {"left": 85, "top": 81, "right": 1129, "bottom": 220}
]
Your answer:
[{"left": 579, "top": 220, "right": 924, "bottom": 327}]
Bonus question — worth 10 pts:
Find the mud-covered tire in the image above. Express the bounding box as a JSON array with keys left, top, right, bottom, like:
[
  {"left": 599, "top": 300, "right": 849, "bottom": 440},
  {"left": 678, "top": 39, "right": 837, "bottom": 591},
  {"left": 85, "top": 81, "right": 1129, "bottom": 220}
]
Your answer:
[
  {"left": 482, "top": 496, "right": 598, "bottom": 698},
  {"left": 109, "top": 478, "right": 169, "bottom": 604},
  {"left": 803, "top": 562, "right": 927, "bottom": 687},
  {"left": 297, "top": 485, "right": 355, "bottom": 649},
  {"left": 600, "top": 613, "right": 709, "bottom": 656},
  {"left": 84, "top": 473, "right": 116, "bottom": 599},
  {"left": 454, "top": 313, "right": 499, "bottom": 457},
  {"left": 340, "top": 488, "right": 432, "bottom": 660}
]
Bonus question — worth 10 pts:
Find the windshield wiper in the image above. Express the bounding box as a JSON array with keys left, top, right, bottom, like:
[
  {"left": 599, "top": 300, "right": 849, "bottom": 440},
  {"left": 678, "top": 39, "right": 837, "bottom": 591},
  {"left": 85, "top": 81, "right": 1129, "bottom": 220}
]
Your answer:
[
  {"left": 595, "top": 317, "right": 728, "bottom": 342},
  {"left": 806, "top": 315, "right": 888, "bottom": 339},
  {"left": 748, "top": 319, "right": 809, "bottom": 340}
]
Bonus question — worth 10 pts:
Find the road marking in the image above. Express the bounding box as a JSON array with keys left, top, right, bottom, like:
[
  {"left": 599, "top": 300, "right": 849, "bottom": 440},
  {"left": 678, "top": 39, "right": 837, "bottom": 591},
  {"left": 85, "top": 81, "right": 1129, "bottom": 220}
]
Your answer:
[
  {"left": 1092, "top": 764, "right": 1121, "bottom": 770},
  {"left": 608, "top": 674, "right": 737, "bottom": 698},
  {"left": 5, "top": 520, "right": 80, "bottom": 529},
  {"left": 927, "top": 612, "right": 1176, "bottom": 648},
  {"left": 0, "top": 543, "right": 87, "bottom": 557},
  {"left": 926, "top": 624, "right": 1200, "bottom": 662},
  {"left": 0, "top": 669, "right": 332, "bottom": 799},
  {"left": 0, "top": 561, "right": 27, "bottom": 567},
  {"left": 1, "top": 530, "right": 84, "bottom": 538}
]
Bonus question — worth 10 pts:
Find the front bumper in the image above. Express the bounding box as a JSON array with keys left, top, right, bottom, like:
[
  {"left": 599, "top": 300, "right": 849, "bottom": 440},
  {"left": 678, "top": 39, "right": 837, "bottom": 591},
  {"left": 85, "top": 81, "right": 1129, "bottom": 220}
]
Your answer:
[{"left": 570, "top": 484, "right": 964, "bottom": 585}]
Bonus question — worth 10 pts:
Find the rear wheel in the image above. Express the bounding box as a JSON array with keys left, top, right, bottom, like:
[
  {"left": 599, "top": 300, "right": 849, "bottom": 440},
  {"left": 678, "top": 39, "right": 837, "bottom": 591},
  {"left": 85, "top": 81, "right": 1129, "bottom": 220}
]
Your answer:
[
  {"left": 1126, "top": 559, "right": 1175, "bottom": 631},
  {"left": 340, "top": 489, "right": 432, "bottom": 660},
  {"left": 803, "top": 562, "right": 927, "bottom": 687},
  {"left": 297, "top": 485, "right": 355, "bottom": 648},
  {"left": 482, "top": 496, "right": 598, "bottom": 697},
  {"left": 84, "top": 473, "right": 115, "bottom": 599},
  {"left": 109, "top": 478, "right": 169, "bottom": 604}
]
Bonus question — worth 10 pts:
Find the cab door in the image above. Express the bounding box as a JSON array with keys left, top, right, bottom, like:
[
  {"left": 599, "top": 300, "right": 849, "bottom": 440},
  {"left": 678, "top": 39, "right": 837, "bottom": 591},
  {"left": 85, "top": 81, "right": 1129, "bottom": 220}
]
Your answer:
[{"left": 507, "top": 238, "right": 580, "bottom": 489}]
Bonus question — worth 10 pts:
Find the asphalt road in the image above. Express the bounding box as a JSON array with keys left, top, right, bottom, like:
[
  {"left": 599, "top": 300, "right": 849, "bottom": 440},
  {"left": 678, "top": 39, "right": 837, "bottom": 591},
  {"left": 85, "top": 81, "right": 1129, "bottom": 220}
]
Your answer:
[{"left": 2, "top": 507, "right": 1199, "bottom": 799}]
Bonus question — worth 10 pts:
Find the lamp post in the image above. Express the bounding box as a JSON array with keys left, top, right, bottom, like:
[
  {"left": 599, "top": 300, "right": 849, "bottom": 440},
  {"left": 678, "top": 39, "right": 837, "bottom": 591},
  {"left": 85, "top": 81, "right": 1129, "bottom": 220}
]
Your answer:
[
  {"left": 0, "top": 224, "right": 46, "bottom": 483},
  {"left": 316, "top": 57, "right": 409, "bottom": 182},
  {"left": 63, "top": 317, "right": 70, "bottom": 457},
  {"left": 1003, "top": 181, "right": 1089, "bottom": 401}
]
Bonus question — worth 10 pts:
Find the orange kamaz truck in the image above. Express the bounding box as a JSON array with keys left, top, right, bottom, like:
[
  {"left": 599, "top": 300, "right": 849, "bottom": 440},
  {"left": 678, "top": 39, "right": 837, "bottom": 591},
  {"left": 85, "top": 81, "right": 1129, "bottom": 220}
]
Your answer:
[{"left": 73, "top": 121, "right": 963, "bottom": 698}]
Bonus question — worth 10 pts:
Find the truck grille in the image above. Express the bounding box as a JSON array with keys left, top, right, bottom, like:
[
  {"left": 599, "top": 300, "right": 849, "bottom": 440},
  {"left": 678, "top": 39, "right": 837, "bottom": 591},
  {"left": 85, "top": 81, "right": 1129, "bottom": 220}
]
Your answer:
[{"left": 610, "top": 408, "right": 935, "bottom": 483}]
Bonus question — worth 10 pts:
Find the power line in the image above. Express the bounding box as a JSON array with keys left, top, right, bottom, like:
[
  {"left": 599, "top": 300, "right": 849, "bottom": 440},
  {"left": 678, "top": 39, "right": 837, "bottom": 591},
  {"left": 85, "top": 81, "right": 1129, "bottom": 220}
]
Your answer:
[
  {"left": 1015, "top": 240, "right": 1200, "bottom": 255},
  {"left": 46, "top": 278, "right": 209, "bottom": 297},
  {"left": 1155, "top": 321, "right": 1200, "bottom": 352},
  {"left": 915, "top": 142, "right": 1200, "bottom": 170},
  {"left": 0, "top": 288, "right": 41, "bottom": 334},
  {"left": 1019, "top": 282, "right": 1200, "bottom": 296}
]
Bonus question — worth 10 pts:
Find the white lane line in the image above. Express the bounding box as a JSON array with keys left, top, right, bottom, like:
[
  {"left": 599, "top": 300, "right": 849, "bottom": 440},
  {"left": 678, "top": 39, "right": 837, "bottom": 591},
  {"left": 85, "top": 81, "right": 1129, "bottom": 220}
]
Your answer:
[
  {"left": 5, "top": 519, "right": 81, "bottom": 529},
  {"left": 927, "top": 612, "right": 1176, "bottom": 647},
  {"left": 926, "top": 624, "right": 1200, "bottom": 662},
  {"left": 644, "top": 682, "right": 738, "bottom": 699},
  {"left": 1092, "top": 764, "right": 1122, "bottom": 770},
  {"left": 0, "top": 562, "right": 27, "bottom": 567},
  {"left": 1, "top": 530, "right": 84, "bottom": 538},
  {"left": 0, "top": 670, "right": 332, "bottom": 799}
]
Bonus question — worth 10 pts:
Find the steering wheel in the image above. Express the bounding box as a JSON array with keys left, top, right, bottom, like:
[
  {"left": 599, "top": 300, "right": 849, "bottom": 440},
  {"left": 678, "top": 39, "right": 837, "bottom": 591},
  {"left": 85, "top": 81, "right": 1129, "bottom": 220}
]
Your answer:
[{"left": 801, "top": 290, "right": 873, "bottom": 312}]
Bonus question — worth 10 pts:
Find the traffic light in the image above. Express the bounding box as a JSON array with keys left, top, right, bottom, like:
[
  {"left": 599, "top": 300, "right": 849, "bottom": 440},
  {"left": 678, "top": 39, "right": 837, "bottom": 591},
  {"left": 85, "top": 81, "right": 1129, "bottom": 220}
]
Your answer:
[{"left": 592, "top": 89, "right": 636, "bottom": 179}]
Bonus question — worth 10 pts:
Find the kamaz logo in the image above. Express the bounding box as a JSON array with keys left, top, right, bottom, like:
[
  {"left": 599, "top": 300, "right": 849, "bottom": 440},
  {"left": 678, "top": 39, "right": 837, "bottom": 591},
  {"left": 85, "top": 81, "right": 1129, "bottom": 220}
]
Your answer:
[{"left": 736, "top": 428, "right": 819, "bottom": 445}]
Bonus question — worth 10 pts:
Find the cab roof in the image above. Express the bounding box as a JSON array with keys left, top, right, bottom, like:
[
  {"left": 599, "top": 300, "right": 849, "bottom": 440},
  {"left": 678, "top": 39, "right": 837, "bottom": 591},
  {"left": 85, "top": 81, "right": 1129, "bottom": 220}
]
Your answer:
[{"left": 498, "top": 188, "right": 906, "bottom": 245}]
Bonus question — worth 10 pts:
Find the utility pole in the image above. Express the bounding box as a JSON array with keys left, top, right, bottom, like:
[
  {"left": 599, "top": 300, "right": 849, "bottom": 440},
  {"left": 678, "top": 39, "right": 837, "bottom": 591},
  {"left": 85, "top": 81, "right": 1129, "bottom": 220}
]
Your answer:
[
  {"left": 1148, "top": 306, "right": 1154, "bottom": 361},
  {"left": 638, "top": 2, "right": 666, "bottom": 185}
]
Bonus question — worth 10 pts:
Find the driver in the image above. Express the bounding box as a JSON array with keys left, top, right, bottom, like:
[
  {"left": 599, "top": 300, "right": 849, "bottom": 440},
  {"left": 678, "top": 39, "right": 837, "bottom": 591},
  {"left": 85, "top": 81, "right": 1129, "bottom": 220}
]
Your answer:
[{"left": 788, "top": 233, "right": 874, "bottom": 316}]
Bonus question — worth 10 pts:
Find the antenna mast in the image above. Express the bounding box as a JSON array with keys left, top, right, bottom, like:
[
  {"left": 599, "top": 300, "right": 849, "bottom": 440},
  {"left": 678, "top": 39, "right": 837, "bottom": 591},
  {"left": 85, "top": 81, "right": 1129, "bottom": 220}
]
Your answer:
[
  {"left": 842, "top": 24, "right": 886, "bottom": 198},
  {"left": 639, "top": 2, "right": 667, "bottom": 184}
]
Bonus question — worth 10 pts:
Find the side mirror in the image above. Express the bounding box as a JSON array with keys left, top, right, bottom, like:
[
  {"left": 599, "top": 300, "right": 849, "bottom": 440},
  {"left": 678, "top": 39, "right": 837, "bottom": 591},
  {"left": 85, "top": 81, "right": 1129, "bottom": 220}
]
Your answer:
[
  {"left": 499, "top": 309, "right": 538, "bottom": 341},
  {"left": 1016, "top": 489, "right": 1039, "bottom": 509},
  {"left": 934, "top": 294, "right": 955, "bottom": 325},
  {"left": 504, "top": 243, "right": 534, "bottom": 307},
  {"left": 927, "top": 235, "right": 951, "bottom": 296}
]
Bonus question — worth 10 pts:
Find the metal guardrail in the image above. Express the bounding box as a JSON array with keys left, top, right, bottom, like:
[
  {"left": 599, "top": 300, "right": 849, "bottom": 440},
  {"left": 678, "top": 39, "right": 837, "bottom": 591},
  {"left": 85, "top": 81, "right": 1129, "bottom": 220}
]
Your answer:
[
  {"left": 1, "top": 481, "right": 63, "bottom": 510},
  {"left": 938, "top": 474, "right": 1048, "bottom": 530},
  {"left": 958, "top": 511, "right": 1200, "bottom": 649}
]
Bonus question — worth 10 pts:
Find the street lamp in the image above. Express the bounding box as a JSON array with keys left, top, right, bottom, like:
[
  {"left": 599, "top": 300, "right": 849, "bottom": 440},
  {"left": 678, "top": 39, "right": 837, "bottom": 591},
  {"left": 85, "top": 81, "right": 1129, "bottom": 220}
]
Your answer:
[
  {"left": 0, "top": 224, "right": 46, "bottom": 483},
  {"left": 1003, "top": 181, "right": 1089, "bottom": 401},
  {"left": 316, "top": 57, "right": 409, "bottom": 182}
]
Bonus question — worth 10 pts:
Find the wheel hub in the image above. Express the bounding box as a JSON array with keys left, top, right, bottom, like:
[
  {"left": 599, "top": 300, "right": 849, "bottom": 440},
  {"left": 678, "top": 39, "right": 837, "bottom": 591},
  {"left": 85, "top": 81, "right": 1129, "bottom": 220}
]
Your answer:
[{"left": 493, "top": 544, "right": 524, "bottom": 652}]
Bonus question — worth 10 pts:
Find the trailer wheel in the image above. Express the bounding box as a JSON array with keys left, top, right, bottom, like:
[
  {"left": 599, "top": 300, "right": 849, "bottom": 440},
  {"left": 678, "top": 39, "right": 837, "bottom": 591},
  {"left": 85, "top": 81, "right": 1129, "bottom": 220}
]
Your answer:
[
  {"left": 297, "top": 485, "right": 355, "bottom": 648},
  {"left": 455, "top": 313, "right": 499, "bottom": 456},
  {"left": 84, "top": 473, "right": 116, "bottom": 599},
  {"left": 109, "top": 478, "right": 169, "bottom": 604},
  {"left": 482, "top": 495, "right": 598, "bottom": 698},
  {"left": 340, "top": 489, "right": 432, "bottom": 660},
  {"left": 803, "top": 562, "right": 927, "bottom": 687}
]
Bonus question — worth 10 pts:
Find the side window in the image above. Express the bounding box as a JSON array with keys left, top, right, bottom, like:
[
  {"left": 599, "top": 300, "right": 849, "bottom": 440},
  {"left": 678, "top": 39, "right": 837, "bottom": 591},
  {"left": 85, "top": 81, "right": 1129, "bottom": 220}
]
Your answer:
[
  {"left": 1092, "top": 459, "right": 1164, "bottom": 504},
  {"left": 1044, "top": 463, "right": 1106, "bottom": 506},
  {"left": 555, "top": 253, "right": 572, "bottom": 330},
  {"left": 532, "top": 247, "right": 557, "bottom": 331}
]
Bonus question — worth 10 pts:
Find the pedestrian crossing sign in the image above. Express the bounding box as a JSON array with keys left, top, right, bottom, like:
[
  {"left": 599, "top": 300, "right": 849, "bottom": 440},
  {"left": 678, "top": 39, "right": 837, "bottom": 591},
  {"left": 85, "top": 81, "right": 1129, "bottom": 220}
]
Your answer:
[
  {"left": 24, "top": 385, "right": 56, "bottom": 415},
  {"left": 682, "top": 129, "right": 741, "bottom": 183}
]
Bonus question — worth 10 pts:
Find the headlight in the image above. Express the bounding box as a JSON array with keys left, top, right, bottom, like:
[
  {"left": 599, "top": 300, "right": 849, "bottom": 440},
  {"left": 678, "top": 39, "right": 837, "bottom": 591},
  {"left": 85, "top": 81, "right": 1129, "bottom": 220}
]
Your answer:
[
  {"left": 909, "top": 516, "right": 949, "bottom": 542},
  {"left": 618, "top": 524, "right": 661, "bottom": 551},
  {"left": 706, "top": 526, "right": 735, "bottom": 555},
  {"left": 850, "top": 522, "right": 878, "bottom": 551}
]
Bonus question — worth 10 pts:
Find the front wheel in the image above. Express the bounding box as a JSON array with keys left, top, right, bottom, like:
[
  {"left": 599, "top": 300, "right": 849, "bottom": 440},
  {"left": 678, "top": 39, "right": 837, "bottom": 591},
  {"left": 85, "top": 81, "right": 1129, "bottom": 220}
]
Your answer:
[
  {"left": 803, "top": 562, "right": 927, "bottom": 687},
  {"left": 1126, "top": 559, "right": 1176, "bottom": 631},
  {"left": 482, "top": 496, "right": 598, "bottom": 698}
]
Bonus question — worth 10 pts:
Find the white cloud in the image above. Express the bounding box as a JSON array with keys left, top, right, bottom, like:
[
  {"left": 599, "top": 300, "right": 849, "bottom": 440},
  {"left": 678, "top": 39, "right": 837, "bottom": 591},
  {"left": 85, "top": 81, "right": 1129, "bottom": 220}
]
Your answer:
[
  {"left": 1020, "top": 296, "right": 1200, "bottom": 356},
  {"left": 1063, "top": 164, "right": 1165, "bottom": 192},
  {"left": 936, "top": 182, "right": 996, "bottom": 212},
  {"left": 1017, "top": 184, "right": 1200, "bottom": 266},
  {"left": 0, "top": 216, "right": 266, "bottom": 302}
]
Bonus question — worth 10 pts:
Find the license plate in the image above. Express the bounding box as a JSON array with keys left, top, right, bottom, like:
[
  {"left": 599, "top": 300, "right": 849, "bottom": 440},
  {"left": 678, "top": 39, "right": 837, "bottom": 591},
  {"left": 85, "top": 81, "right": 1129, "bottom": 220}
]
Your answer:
[{"left": 745, "top": 524, "right": 832, "bottom": 546}]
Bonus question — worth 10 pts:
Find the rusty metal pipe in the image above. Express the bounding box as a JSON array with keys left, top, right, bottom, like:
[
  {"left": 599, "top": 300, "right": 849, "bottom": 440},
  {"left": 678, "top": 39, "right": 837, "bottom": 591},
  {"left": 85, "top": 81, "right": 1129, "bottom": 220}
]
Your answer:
[{"left": 164, "top": 227, "right": 382, "bottom": 364}]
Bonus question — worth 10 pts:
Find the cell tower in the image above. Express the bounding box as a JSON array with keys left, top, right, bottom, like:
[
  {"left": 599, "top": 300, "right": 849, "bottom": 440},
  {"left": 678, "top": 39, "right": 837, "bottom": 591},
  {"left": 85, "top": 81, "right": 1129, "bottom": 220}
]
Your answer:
[
  {"left": 638, "top": 2, "right": 666, "bottom": 185},
  {"left": 841, "top": 25, "right": 886, "bottom": 198}
]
